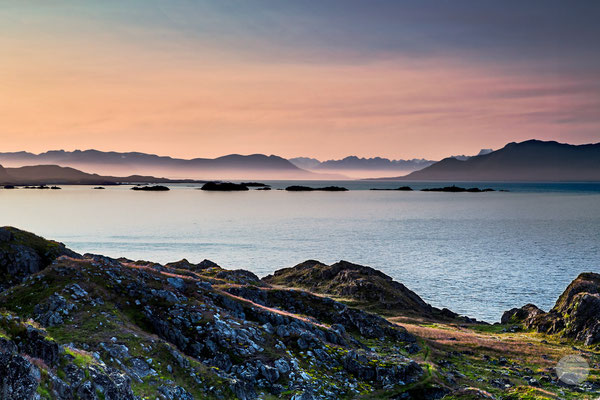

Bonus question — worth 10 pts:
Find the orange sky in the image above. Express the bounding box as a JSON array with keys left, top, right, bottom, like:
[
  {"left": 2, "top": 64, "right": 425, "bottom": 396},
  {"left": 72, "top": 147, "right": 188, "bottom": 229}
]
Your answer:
[{"left": 1, "top": 2, "right": 599, "bottom": 160}]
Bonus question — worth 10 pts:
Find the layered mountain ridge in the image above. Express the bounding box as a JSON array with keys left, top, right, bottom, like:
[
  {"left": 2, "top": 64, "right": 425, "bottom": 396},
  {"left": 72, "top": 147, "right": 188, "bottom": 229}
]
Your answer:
[
  {"left": 0, "top": 151, "right": 331, "bottom": 180},
  {"left": 392, "top": 140, "right": 600, "bottom": 181}
]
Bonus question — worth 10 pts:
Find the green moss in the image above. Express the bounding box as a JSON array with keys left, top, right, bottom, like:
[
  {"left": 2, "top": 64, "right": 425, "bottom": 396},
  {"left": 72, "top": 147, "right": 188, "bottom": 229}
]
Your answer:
[
  {"left": 65, "top": 347, "right": 95, "bottom": 368},
  {"left": 36, "top": 385, "right": 52, "bottom": 399}
]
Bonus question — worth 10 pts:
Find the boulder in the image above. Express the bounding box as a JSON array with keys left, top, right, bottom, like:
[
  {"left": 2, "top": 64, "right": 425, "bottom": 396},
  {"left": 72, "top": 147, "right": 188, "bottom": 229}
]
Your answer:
[
  {"left": 506, "top": 273, "right": 600, "bottom": 345},
  {"left": 0, "top": 353, "right": 39, "bottom": 400},
  {"left": 500, "top": 304, "right": 544, "bottom": 325},
  {"left": 263, "top": 260, "right": 462, "bottom": 320},
  {"left": 0, "top": 227, "right": 79, "bottom": 291}
]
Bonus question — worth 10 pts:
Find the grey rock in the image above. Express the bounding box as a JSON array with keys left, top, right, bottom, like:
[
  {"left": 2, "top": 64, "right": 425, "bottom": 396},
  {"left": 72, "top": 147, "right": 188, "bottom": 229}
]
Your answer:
[
  {"left": 274, "top": 358, "right": 291, "bottom": 375},
  {"left": 167, "top": 277, "right": 186, "bottom": 291},
  {"left": 129, "top": 358, "right": 156, "bottom": 378},
  {"left": 0, "top": 352, "right": 39, "bottom": 400},
  {"left": 66, "top": 283, "right": 88, "bottom": 299},
  {"left": 260, "top": 365, "right": 280, "bottom": 383},
  {"left": 158, "top": 385, "right": 194, "bottom": 400}
]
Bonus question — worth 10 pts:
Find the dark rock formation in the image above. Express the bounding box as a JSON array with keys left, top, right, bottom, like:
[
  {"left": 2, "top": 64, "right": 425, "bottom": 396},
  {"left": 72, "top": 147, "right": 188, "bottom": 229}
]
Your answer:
[
  {"left": 285, "top": 185, "right": 348, "bottom": 192},
  {"left": 131, "top": 185, "right": 170, "bottom": 191},
  {"left": 501, "top": 304, "right": 544, "bottom": 325},
  {"left": 0, "top": 226, "right": 79, "bottom": 291},
  {"left": 0, "top": 229, "right": 424, "bottom": 399},
  {"left": 0, "top": 352, "right": 39, "bottom": 400},
  {"left": 370, "top": 186, "right": 413, "bottom": 191},
  {"left": 263, "top": 260, "right": 476, "bottom": 323},
  {"left": 200, "top": 182, "right": 249, "bottom": 191},
  {"left": 506, "top": 273, "right": 600, "bottom": 345},
  {"left": 0, "top": 315, "right": 138, "bottom": 400},
  {"left": 421, "top": 185, "right": 495, "bottom": 193},
  {"left": 216, "top": 269, "right": 261, "bottom": 285}
]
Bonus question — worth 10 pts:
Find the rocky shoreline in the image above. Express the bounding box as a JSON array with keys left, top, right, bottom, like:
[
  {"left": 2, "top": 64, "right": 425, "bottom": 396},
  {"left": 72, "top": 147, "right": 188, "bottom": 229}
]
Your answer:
[{"left": 0, "top": 227, "right": 598, "bottom": 399}]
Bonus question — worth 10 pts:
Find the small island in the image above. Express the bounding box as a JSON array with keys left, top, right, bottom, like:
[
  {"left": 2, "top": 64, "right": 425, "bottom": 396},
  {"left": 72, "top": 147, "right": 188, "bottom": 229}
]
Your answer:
[
  {"left": 131, "top": 185, "right": 170, "bottom": 191},
  {"left": 200, "top": 182, "right": 249, "bottom": 191},
  {"left": 285, "top": 185, "right": 348, "bottom": 192},
  {"left": 240, "top": 182, "right": 270, "bottom": 188},
  {"left": 24, "top": 185, "right": 50, "bottom": 189},
  {"left": 421, "top": 185, "right": 495, "bottom": 193},
  {"left": 370, "top": 186, "right": 413, "bottom": 191}
]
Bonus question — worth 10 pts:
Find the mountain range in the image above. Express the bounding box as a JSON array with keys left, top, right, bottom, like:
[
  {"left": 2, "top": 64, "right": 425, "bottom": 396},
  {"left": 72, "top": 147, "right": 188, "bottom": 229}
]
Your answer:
[
  {"left": 1, "top": 140, "right": 598, "bottom": 183},
  {"left": 385, "top": 140, "right": 600, "bottom": 181},
  {"left": 0, "top": 151, "right": 339, "bottom": 180},
  {"left": 289, "top": 156, "right": 435, "bottom": 178},
  {"left": 0, "top": 164, "right": 203, "bottom": 185}
]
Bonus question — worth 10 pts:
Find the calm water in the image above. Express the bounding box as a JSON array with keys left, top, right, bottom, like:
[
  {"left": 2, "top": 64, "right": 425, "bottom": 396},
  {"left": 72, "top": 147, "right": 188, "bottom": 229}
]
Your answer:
[{"left": 1, "top": 181, "right": 599, "bottom": 322}]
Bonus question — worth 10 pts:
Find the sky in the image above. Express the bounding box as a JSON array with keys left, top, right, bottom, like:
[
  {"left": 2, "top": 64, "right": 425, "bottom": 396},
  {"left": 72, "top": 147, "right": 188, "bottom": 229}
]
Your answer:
[{"left": 1, "top": 1, "right": 599, "bottom": 160}]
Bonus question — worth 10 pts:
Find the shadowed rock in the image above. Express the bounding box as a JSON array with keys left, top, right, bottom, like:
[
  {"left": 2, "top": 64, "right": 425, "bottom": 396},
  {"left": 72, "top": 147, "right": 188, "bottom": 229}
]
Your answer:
[
  {"left": 506, "top": 273, "right": 600, "bottom": 345},
  {"left": 501, "top": 304, "right": 544, "bottom": 325},
  {"left": 0, "top": 227, "right": 80, "bottom": 291},
  {"left": 0, "top": 229, "right": 424, "bottom": 398},
  {"left": 263, "top": 260, "right": 477, "bottom": 323}
]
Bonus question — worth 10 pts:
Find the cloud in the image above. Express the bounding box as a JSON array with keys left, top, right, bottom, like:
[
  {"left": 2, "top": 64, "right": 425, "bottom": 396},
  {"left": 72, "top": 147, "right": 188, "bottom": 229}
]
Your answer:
[{"left": 0, "top": 1, "right": 599, "bottom": 159}]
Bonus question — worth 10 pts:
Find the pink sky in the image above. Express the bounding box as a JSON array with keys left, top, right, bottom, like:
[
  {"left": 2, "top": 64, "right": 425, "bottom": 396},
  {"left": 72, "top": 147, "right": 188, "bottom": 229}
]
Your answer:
[{"left": 1, "top": 2, "right": 598, "bottom": 160}]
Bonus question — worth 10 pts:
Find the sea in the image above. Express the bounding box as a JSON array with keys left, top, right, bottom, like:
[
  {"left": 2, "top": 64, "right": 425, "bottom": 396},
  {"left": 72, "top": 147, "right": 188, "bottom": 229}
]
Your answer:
[{"left": 2, "top": 180, "right": 599, "bottom": 322}]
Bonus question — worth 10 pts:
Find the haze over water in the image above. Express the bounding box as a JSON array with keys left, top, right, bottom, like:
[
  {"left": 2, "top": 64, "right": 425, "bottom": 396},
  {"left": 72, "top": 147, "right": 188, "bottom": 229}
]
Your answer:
[{"left": 2, "top": 181, "right": 599, "bottom": 322}]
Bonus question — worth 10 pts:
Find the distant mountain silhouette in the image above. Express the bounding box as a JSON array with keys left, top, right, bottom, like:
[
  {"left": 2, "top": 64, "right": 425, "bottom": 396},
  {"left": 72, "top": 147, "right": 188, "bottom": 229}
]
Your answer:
[
  {"left": 0, "top": 164, "right": 203, "bottom": 185},
  {"left": 0, "top": 165, "right": 11, "bottom": 182},
  {"left": 385, "top": 140, "right": 600, "bottom": 181},
  {"left": 317, "top": 156, "right": 434, "bottom": 171},
  {"left": 288, "top": 157, "right": 321, "bottom": 170},
  {"left": 0, "top": 150, "right": 336, "bottom": 180},
  {"left": 450, "top": 148, "right": 494, "bottom": 161},
  {"left": 289, "top": 156, "right": 434, "bottom": 178}
]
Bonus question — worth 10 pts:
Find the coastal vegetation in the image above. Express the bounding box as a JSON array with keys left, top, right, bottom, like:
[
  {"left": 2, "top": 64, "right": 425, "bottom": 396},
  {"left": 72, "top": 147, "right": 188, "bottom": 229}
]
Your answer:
[{"left": 0, "top": 227, "right": 598, "bottom": 399}]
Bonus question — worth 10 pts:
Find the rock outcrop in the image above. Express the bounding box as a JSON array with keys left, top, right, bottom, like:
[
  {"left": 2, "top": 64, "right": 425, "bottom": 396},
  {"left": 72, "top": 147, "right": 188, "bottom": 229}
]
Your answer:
[
  {"left": 0, "top": 315, "right": 138, "bottom": 400},
  {"left": 0, "top": 230, "right": 424, "bottom": 399},
  {"left": 3, "top": 227, "right": 596, "bottom": 399},
  {"left": 200, "top": 182, "right": 249, "bottom": 191},
  {"left": 263, "top": 260, "right": 474, "bottom": 322},
  {"left": 0, "top": 226, "right": 79, "bottom": 291},
  {"left": 131, "top": 185, "right": 170, "bottom": 191},
  {"left": 285, "top": 185, "right": 348, "bottom": 191},
  {"left": 501, "top": 304, "right": 545, "bottom": 325},
  {"left": 505, "top": 273, "right": 600, "bottom": 345}
]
